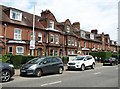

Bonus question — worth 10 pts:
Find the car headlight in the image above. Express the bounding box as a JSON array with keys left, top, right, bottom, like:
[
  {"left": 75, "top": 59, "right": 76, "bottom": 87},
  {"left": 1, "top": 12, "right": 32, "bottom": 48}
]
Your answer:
[
  {"left": 29, "top": 65, "right": 37, "bottom": 70},
  {"left": 9, "top": 64, "right": 14, "bottom": 68}
]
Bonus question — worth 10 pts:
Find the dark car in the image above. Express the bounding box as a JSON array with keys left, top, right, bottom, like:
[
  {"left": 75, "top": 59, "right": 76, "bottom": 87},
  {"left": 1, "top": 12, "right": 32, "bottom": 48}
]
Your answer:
[
  {"left": 0, "top": 62, "right": 14, "bottom": 82},
  {"left": 103, "top": 57, "right": 118, "bottom": 66},
  {"left": 20, "top": 56, "right": 64, "bottom": 77}
]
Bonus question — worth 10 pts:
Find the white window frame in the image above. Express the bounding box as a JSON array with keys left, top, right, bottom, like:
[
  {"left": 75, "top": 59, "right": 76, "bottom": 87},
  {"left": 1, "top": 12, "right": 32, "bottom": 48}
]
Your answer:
[
  {"left": 14, "top": 28, "right": 22, "bottom": 40},
  {"left": 55, "top": 35, "right": 59, "bottom": 44},
  {"left": 38, "top": 32, "right": 42, "bottom": 43},
  {"left": 72, "top": 39, "right": 74, "bottom": 46},
  {"left": 71, "top": 50, "right": 74, "bottom": 54},
  {"left": 75, "top": 40, "right": 77, "bottom": 46},
  {"left": 81, "top": 31, "right": 86, "bottom": 38},
  {"left": 68, "top": 39, "right": 71, "bottom": 46},
  {"left": 108, "top": 39, "right": 110, "bottom": 43},
  {"left": 49, "top": 20, "right": 54, "bottom": 28},
  {"left": 16, "top": 46, "right": 24, "bottom": 54},
  {"left": 66, "top": 25, "right": 70, "bottom": 33},
  {"left": 90, "top": 33, "right": 94, "bottom": 39},
  {"left": 8, "top": 46, "right": 13, "bottom": 54},
  {"left": 50, "top": 34, "right": 54, "bottom": 43},
  {"left": 68, "top": 50, "right": 70, "bottom": 55},
  {"left": 79, "top": 42, "right": 81, "bottom": 47},
  {"left": 10, "top": 9, "right": 22, "bottom": 21},
  {"left": 54, "top": 50, "right": 58, "bottom": 56}
]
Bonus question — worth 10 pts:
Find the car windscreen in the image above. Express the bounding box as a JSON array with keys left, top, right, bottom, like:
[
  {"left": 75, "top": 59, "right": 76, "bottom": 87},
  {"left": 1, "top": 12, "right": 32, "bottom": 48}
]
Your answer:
[
  {"left": 27, "top": 57, "right": 45, "bottom": 64},
  {"left": 73, "top": 56, "right": 84, "bottom": 61},
  {"left": 105, "top": 58, "right": 112, "bottom": 60}
]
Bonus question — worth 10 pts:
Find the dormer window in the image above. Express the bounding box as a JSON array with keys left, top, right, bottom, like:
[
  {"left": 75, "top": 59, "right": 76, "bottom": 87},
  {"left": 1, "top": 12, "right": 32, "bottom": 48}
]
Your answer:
[
  {"left": 90, "top": 33, "right": 94, "bottom": 39},
  {"left": 66, "top": 25, "right": 70, "bottom": 33},
  {"left": 10, "top": 9, "right": 22, "bottom": 21},
  {"left": 81, "top": 31, "right": 86, "bottom": 38},
  {"left": 49, "top": 20, "right": 54, "bottom": 28}
]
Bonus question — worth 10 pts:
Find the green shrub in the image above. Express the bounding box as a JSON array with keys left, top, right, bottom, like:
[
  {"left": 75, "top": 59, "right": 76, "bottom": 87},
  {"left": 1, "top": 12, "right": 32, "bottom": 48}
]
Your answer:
[
  {"left": 21, "top": 56, "right": 35, "bottom": 64},
  {"left": 11, "top": 55, "right": 22, "bottom": 69},
  {"left": 1, "top": 53, "right": 13, "bottom": 63},
  {"left": 62, "top": 56, "right": 69, "bottom": 65},
  {"left": 10, "top": 55, "right": 35, "bottom": 69}
]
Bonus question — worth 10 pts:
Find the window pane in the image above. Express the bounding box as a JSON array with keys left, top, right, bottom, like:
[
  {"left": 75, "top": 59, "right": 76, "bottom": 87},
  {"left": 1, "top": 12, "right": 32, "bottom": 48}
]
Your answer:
[
  {"left": 16, "top": 46, "right": 24, "bottom": 54},
  {"left": 49, "top": 20, "right": 54, "bottom": 28},
  {"left": 9, "top": 47, "right": 12, "bottom": 53},
  {"left": 50, "top": 35, "right": 54, "bottom": 43}
]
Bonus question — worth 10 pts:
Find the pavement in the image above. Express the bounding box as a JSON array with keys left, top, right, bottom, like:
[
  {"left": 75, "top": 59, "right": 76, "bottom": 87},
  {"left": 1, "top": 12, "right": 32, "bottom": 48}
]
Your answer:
[{"left": 14, "top": 62, "right": 103, "bottom": 76}]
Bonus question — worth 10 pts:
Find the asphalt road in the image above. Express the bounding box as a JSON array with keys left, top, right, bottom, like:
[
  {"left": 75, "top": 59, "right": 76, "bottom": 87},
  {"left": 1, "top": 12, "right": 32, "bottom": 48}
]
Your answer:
[{"left": 1, "top": 64, "right": 118, "bottom": 87}]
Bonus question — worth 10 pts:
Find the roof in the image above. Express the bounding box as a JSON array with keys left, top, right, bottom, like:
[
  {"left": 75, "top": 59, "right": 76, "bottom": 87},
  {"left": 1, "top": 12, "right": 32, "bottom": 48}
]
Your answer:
[{"left": 1, "top": 5, "right": 44, "bottom": 30}]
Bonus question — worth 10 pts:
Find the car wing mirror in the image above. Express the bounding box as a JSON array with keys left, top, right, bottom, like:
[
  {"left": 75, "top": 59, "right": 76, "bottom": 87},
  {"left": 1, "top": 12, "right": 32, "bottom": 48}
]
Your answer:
[{"left": 43, "top": 61, "right": 47, "bottom": 64}]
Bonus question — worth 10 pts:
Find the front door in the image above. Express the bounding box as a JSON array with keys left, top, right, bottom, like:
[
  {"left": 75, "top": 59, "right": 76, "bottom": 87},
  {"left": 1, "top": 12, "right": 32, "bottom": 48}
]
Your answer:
[{"left": 37, "top": 48, "right": 42, "bottom": 56}]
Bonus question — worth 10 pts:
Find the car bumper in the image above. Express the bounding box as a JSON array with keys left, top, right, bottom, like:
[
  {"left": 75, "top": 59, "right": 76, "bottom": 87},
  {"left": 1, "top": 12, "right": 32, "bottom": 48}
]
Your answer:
[
  {"left": 11, "top": 68, "right": 15, "bottom": 77},
  {"left": 20, "top": 69, "right": 36, "bottom": 76},
  {"left": 67, "top": 65, "right": 81, "bottom": 69}
]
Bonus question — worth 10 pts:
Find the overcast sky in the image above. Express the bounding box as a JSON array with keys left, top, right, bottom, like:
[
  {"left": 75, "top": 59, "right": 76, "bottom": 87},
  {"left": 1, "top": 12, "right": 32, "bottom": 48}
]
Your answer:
[{"left": 0, "top": 0, "right": 119, "bottom": 41}]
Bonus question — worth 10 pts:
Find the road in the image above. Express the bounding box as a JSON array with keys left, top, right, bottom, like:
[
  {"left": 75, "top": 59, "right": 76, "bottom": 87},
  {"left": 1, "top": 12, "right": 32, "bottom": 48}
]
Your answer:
[{"left": 1, "top": 64, "right": 118, "bottom": 87}]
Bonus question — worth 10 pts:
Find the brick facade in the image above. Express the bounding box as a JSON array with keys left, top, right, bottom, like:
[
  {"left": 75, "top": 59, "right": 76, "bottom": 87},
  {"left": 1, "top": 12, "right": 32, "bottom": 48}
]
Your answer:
[{"left": 0, "top": 5, "right": 119, "bottom": 56}]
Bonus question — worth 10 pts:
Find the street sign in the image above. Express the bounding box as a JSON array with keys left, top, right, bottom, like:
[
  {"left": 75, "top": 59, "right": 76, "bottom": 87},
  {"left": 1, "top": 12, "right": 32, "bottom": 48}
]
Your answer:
[{"left": 30, "top": 40, "right": 35, "bottom": 49}]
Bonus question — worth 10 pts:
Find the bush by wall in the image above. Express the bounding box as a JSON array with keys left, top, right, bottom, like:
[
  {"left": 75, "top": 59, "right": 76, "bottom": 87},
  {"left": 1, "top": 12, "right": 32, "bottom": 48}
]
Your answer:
[
  {"left": 62, "top": 56, "right": 69, "bottom": 65},
  {"left": 1, "top": 53, "right": 13, "bottom": 63},
  {"left": 10, "top": 55, "right": 35, "bottom": 69}
]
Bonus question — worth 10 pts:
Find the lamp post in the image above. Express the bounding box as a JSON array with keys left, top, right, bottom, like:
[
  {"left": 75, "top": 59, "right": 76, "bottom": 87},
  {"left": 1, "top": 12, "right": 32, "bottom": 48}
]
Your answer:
[
  {"left": 30, "top": 5, "right": 35, "bottom": 56},
  {"left": 4, "top": 23, "right": 7, "bottom": 54}
]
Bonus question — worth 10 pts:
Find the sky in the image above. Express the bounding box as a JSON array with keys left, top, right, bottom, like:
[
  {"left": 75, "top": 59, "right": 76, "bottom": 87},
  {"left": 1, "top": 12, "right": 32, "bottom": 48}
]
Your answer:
[{"left": 0, "top": 0, "right": 119, "bottom": 41}]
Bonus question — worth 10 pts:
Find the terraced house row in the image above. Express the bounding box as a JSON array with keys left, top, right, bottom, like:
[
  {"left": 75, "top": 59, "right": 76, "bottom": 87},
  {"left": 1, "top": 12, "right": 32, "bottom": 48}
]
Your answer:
[{"left": 0, "top": 5, "right": 118, "bottom": 56}]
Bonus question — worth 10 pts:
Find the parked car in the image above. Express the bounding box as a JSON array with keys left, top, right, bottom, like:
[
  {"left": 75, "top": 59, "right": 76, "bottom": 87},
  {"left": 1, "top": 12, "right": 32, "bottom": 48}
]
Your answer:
[
  {"left": 103, "top": 57, "right": 118, "bottom": 66},
  {"left": 20, "top": 56, "right": 64, "bottom": 77},
  {"left": 0, "top": 62, "right": 14, "bottom": 82},
  {"left": 67, "top": 55, "right": 95, "bottom": 71}
]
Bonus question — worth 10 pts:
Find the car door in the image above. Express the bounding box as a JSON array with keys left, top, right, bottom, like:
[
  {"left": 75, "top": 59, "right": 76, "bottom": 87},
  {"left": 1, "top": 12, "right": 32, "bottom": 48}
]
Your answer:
[
  {"left": 86, "top": 56, "right": 93, "bottom": 66},
  {"left": 84, "top": 56, "right": 91, "bottom": 67},
  {"left": 41, "top": 58, "right": 52, "bottom": 74},
  {"left": 50, "top": 57, "right": 60, "bottom": 73}
]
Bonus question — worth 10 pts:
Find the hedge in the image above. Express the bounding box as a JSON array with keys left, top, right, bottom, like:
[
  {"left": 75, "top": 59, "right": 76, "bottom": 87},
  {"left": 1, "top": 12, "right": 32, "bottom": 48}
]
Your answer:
[
  {"left": 10, "top": 55, "right": 35, "bottom": 69},
  {"left": 1, "top": 54, "right": 69, "bottom": 69},
  {"left": 90, "top": 51, "right": 112, "bottom": 62}
]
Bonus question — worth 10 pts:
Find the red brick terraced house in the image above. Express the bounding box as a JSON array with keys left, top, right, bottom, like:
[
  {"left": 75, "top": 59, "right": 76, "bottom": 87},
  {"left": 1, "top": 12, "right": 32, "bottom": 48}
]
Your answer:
[{"left": 0, "top": 5, "right": 118, "bottom": 56}]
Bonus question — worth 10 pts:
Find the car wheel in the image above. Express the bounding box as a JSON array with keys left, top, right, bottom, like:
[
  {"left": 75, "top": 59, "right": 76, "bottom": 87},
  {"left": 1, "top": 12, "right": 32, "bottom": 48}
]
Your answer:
[
  {"left": 111, "top": 62, "right": 114, "bottom": 66},
  {"left": 81, "top": 64, "right": 85, "bottom": 71},
  {"left": 91, "top": 63, "right": 95, "bottom": 69},
  {"left": 116, "top": 62, "right": 118, "bottom": 65},
  {"left": 58, "top": 67, "right": 63, "bottom": 74},
  {"left": 35, "top": 69, "right": 42, "bottom": 77},
  {"left": 2, "top": 70, "right": 11, "bottom": 82}
]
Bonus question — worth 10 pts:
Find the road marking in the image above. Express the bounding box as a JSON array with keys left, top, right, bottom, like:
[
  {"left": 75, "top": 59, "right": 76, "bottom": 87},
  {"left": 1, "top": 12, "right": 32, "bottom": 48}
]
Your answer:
[
  {"left": 41, "top": 74, "right": 62, "bottom": 79},
  {"left": 93, "top": 72, "right": 101, "bottom": 75},
  {"left": 41, "top": 81, "right": 62, "bottom": 86}
]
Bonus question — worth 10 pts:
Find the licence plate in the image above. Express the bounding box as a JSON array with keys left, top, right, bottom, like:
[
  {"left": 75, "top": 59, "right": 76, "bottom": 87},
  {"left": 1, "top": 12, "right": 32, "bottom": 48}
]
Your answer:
[{"left": 21, "top": 70, "right": 26, "bottom": 72}]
